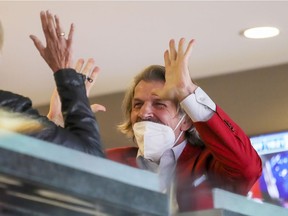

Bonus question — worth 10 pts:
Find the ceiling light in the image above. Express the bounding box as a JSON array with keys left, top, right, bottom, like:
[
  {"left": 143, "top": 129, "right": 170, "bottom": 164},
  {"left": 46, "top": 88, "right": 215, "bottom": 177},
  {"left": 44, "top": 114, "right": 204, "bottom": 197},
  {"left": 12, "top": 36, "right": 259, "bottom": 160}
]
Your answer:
[{"left": 242, "top": 26, "right": 280, "bottom": 39}]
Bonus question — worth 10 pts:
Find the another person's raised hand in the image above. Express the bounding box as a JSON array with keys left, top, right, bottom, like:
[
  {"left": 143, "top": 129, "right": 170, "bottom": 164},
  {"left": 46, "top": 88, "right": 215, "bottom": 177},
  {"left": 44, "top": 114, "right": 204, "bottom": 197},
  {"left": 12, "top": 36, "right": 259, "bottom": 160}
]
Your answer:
[
  {"left": 30, "top": 10, "right": 74, "bottom": 73},
  {"left": 47, "top": 58, "right": 106, "bottom": 127},
  {"left": 74, "top": 58, "right": 106, "bottom": 113}
]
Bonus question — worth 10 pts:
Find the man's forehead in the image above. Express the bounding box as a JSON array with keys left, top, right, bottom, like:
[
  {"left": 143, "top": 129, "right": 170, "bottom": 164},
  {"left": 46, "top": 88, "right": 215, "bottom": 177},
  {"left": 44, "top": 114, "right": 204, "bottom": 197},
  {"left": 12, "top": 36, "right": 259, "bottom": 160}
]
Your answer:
[
  {"left": 134, "top": 83, "right": 161, "bottom": 98},
  {"left": 135, "top": 80, "right": 164, "bottom": 91}
]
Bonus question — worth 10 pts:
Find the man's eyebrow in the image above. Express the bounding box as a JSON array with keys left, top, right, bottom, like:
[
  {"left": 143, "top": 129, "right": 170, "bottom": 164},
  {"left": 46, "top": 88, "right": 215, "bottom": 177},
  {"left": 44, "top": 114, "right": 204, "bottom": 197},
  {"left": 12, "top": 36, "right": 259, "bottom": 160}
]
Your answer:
[
  {"left": 153, "top": 98, "right": 171, "bottom": 104},
  {"left": 153, "top": 98, "right": 164, "bottom": 102},
  {"left": 132, "top": 98, "right": 143, "bottom": 104}
]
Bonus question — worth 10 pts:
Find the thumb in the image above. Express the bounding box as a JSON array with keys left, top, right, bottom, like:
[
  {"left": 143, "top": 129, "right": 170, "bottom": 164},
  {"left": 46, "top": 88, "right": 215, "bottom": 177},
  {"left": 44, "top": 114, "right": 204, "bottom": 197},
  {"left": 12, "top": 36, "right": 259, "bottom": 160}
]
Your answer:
[
  {"left": 90, "top": 104, "right": 106, "bottom": 113},
  {"left": 29, "top": 35, "right": 45, "bottom": 55}
]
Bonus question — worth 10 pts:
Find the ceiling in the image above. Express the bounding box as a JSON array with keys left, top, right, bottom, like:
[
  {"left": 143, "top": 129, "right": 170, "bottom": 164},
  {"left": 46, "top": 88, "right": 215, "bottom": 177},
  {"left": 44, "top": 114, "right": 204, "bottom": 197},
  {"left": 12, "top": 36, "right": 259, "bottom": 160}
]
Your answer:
[{"left": 0, "top": 1, "right": 287, "bottom": 107}]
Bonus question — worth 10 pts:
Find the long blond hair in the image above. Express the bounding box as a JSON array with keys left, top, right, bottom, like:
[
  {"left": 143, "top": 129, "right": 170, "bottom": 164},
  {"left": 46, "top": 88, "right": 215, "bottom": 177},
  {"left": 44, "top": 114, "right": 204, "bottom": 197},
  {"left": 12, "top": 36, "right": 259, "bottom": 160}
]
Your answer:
[{"left": 0, "top": 109, "right": 43, "bottom": 133}]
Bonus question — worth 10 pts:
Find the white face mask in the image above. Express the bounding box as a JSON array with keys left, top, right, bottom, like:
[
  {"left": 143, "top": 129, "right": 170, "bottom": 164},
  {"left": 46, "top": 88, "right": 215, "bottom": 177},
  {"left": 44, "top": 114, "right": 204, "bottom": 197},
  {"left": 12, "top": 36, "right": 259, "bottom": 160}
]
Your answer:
[{"left": 133, "top": 115, "right": 185, "bottom": 163}]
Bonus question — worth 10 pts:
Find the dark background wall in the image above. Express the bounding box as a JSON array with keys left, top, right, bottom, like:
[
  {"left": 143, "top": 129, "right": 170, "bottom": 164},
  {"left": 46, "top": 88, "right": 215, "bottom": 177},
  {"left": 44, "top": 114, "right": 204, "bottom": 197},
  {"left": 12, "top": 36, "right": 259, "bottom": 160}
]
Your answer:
[{"left": 37, "top": 63, "right": 288, "bottom": 149}]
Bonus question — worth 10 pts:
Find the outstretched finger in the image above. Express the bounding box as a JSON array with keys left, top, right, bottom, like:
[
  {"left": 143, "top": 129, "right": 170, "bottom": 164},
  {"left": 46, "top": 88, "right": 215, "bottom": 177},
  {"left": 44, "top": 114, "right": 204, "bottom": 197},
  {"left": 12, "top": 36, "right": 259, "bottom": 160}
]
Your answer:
[
  {"left": 65, "top": 23, "right": 74, "bottom": 68},
  {"left": 74, "top": 58, "right": 85, "bottom": 73},
  {"left": 184, "top": 39, "right": 195, "bottom": 60},
  {"left": 81, "top": 58, "right": 95, "bottom": 76},
  {"left": 85, "top": 66, "right": 100, "bottom": 94},
  {"left": 164, "top": 50, "right": 170, "bottom": 68},
  {"left": 40, "top": 11, "right": 49, "bottom": 41},
  {"left": 46, "top": 11, "right": 57, "bottom": 40},
  {"left": 178, "top": 38, "right": 185, "bottom": 56},
  {"left": 88, "top": 66, "right": 100, "bottom": 82},
  {"left": 169, "top": 39, "right": 177, "bottom": 61},
  {"left": 67, "top": 23, "right": 75, "bottom": 47},
  {"left": 54, "top": 14, "right": 65, "bottom": 38}
]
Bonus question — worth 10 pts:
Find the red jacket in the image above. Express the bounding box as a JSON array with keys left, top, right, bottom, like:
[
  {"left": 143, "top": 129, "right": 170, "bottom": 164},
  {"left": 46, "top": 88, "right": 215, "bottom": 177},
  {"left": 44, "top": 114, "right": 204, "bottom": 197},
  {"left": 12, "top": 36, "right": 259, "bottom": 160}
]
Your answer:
[{"left": 106, "top": 106, "right": 262, "bottom": 212}]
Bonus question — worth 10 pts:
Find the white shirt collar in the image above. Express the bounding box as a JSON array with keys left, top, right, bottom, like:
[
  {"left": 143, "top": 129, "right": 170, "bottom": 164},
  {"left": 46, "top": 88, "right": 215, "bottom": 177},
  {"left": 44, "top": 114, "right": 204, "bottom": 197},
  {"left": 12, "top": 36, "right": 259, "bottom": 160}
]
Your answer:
[{"left": 172, "top": 139, "right": 187, "bottom": 160}]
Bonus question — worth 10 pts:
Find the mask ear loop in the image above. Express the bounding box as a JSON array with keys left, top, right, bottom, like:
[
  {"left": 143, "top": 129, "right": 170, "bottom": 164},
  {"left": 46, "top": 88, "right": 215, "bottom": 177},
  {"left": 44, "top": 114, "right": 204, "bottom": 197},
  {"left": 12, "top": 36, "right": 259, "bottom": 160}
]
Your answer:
[
  {"left": 173, "top": 114, "right": 186, "bottom": 132},
  {"left": 173, "top": 114, "right": 187, "bottom": 145},
  {"left": 174, "top": 130, "right": 184, "bottom": 145}
]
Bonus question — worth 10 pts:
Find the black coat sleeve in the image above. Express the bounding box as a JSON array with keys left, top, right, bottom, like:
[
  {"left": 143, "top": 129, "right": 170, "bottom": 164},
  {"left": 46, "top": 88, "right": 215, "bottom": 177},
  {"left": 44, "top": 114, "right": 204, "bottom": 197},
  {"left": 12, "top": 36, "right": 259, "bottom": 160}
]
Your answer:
[
  {"left": 50, "top": 69, "right": 105, "bottom": 157},
  {"left": 0, "top": 69, "right": 105, "bottom": 157}
]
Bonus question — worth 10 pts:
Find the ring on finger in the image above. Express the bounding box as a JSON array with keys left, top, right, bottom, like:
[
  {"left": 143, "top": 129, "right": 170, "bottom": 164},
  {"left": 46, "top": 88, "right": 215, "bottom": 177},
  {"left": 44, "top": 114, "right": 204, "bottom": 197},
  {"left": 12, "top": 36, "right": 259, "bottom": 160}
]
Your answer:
[
  {"left": 58, "top": 32, "right": 65, "bottom": 37},
  {"left": 87, "top": 77, "right": 93, "bottom": 83}
]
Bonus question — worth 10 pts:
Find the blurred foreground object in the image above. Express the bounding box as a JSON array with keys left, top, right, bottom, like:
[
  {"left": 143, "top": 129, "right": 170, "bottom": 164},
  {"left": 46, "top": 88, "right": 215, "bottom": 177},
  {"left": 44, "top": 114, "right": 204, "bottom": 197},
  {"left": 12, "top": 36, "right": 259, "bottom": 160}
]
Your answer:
[{"left": 0, "top": 130, "right": 168, "bottom": 215}]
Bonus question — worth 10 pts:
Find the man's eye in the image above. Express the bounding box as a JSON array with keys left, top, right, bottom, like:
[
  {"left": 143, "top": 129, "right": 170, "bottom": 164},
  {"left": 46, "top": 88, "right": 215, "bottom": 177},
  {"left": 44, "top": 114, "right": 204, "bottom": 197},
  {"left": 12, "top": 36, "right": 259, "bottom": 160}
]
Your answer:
[
  {"left": 155, "top": 102, "right": 166, "bottom": 108},
  {"left": 133, "top": 103, "right": 142, "bottom": 109}
]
